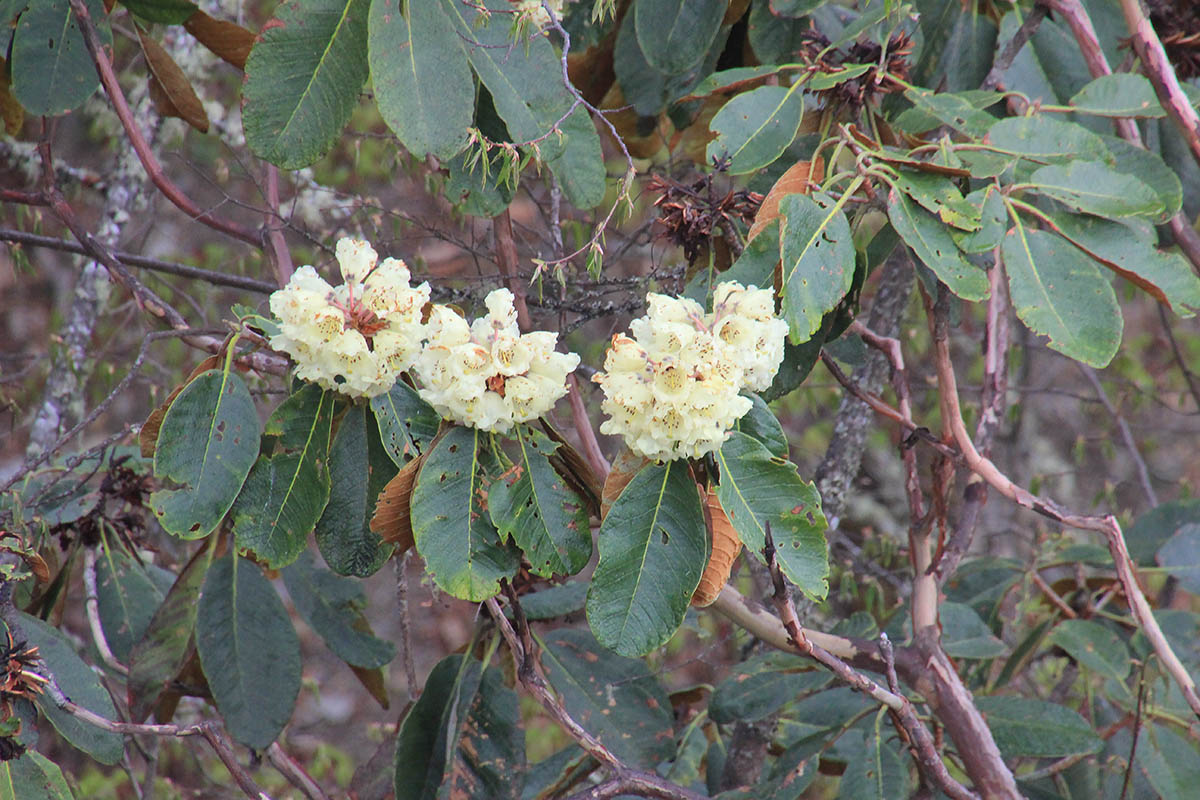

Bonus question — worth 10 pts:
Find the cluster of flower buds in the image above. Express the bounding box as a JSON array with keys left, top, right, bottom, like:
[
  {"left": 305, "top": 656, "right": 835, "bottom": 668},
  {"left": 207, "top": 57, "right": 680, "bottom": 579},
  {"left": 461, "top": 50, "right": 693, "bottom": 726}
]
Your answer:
[
  {"left": 414, "top": 289, "right": 580, "bottom": 433},
  {"left": 593, "top": 282, "right": 788, "bottom": 462},
  {"left": 269, "top": 239, "right": 430, "bottom": 398}
]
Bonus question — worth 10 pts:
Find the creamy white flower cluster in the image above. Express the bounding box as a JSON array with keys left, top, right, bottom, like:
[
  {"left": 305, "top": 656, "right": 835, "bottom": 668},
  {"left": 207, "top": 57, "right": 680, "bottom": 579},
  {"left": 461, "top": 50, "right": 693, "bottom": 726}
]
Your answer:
[
  {"left": 415, "top": 289, "right": 581, "bottom": 433},
  {"left": 593, "top": 282, "right": 788, "bottom": 462},
  {"left": 269, "top": 239, "right": 430, "bottom": 398}
]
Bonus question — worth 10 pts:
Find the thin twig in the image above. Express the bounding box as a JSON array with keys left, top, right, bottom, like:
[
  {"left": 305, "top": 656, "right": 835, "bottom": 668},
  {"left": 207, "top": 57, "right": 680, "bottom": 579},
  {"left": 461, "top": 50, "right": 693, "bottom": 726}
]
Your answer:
[
  {"left": 264, "top": 165, "right": 294, "bottom": 287},
  {"left": 1158, "top": 303, "right": 1200, "bottom": 411},
  {"left": 1079, "top": 365, "right": 1158, "bottom": 508},
  {"left": 493, "top": 209, "right": 533, "bottom": 330},
  {"left": 981, "top": 2, "right": 1049, "bottom": 91},
  {"left": 83, "top": 548, "right": 129, "bottom": 675},
  {"left": 1030, "top": 571, "right": 1078, "bottom": 619},
  {"left": 567, "top": 374, "right": 610, "bottom": 478},
  {"left": 393, "top": 552, "right": 419, "bottom": 700},
  {"left": 266, "top": 742, "right": 331, "bottom": 800}
]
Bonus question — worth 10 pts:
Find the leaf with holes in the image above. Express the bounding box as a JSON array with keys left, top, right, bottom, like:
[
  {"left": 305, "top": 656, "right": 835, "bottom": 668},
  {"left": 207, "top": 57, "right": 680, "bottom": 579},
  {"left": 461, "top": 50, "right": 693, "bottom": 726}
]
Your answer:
[
  {"left": 890, "top": 169, "right": 981, "bottom": 231},
  {"left": 411, "top": 426, "right": 519, "bottom": 601},
  {"left": 370, "top": 380, "right": 440, "bottom": 466},
  {"left": 233, "top": 385, "right": 333, "bottom": 569},
  {"left": 778, "top": 192, "right": 855, "bottom": 343},
  {"left": 315, "top": 404, "right": 397, "bottom": 577},
  {"left": 196, "top": 552, "right": 301, "bottom": 749},
  {"left": 10, "top": 0, "right": 111, "bottom": 116},
  {"left": 539, "top": 628, "right": 675, "bottom": 768},
  {"left": 242, "top": 0, "right": 370, "bottom": 168},
  {"left": 888, "top": 189, "right": 989, "bottom": 301},
  {"left": 369, "top": 0, "right": 472, "bottom": 160},
  {"left": 150, "top": 369, "right": 261, "bottom": 539},
  {"left": 715, "top": 432, "right": 828, "bottom": 599},
  {"left": 586, "top": 460, "right": 706, "bottom": 657},
  {"left": 1002, "top": 224, "right": 1122, "bottom": 367},
  {"left": 282, "top": 551, "right": 395, "bottom": 669},
  {"left": 707, "top": 85, "right": 805, "bottom": 175},
  {"left": 393, "top": 655, "right": 524, "bottom": 800},
  {"left": 488, "top": 426, "right": 591, "bottom": 578}
]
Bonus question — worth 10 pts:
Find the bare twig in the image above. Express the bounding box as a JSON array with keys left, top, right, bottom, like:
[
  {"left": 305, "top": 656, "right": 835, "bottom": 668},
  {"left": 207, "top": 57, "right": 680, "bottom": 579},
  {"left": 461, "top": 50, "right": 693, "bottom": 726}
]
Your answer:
[
  {"left": 1080, "top": 365, "right": 1158, "bottom": 508},
  {"left": 567, "top": 374, "right": 610, "bottom": 478},
  {"left": 1157, "top": 303, "right": 1200, "bottom": 411},
  {"left": 266, "top": 742, "right": 331, "bottom": 800},
  {"left": 393, "top": 552, "right": 420, "bottom": 700},
  {"left": 264, "top": 165, "right": 294, "bottom": 287},
  {"left": 83, "top": 548, "right": 129, "bottom": 675},
  {"left": 981, "top": 2, "right": 1049, "bottom": 91},
  {"left": 67, "top": 0, "right": 262, "bottom": 248},
  {"left": 1030, "top": 570, "right": 1079, "bottom": 619},
  {"left": 493, "top": 209, "right": 533, "bottom": 330}
]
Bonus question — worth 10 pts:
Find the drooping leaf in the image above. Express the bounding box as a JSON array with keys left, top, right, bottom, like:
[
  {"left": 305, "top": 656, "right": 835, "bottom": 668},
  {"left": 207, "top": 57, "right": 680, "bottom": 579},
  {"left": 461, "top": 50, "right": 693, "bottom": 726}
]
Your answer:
[
  {"left": 136, "top": 26, "right": 209, "bottom": 133},
  {"left": 281, "top": 551, "right": 395, "bottom": 669},
  {"left": 710, "top": 651, "right": 829, "bottom": 723},
  {"left": 410, "top": 426, "right": 519, "bottom": 601},
  {"left": 974, "top": 696, "right": 1102, "bottom": 758},
  {"left": 539, "top": 629, "right": 675, "bottom": 768},
  {"left": 586, "top": 460, "right": 707, "bottom": 656},
  {"left": 121, "top": 0, "right": 197, "bottom": 24},
  {"left": 715, "top": 432, "right": 828, "bottom": 599},
  {"left": 707, "top": 85, "right": 805, "bottom": 174},
  {"left": 488, "top": 426, "right": 591, "bottom": 578},
  {"left": 692, "top": 489, "right": 740, "bottom": 607},
  {"left": 0, "top": 751, "right": 74, "bottom": 800},
  {"left": 749, "top": 157, "right": 824, "bottom": 243},
  {"left": 1002, "top": 224, "right": 1122, "bottom": 367},
  {"left": 242, "top": 0, "right": 370, "bottom": 168},
  {"left": 887, "top": 189, "right": 989, "bottom": 301},
  {"left": 394, "top": 656, "right": 524, "bottom": 800},
  {"left": 196, "top": 552, "right": 301, "bottom": 749},
  {"left": 1070, "top": 73, "right": 1164, "bottom": 117},
  {"left": 889, "top": 169, "right": 981, "bottom": 231},
  {"left": 635, "top": 0, "right": 725, "bottom": 76},
  {"left": 1027, "top": 161, "right": 1164, "bottom": 219},
  {"left": 370, "top": 453, "right": 422, "bottom": 552},
  {"left": 1047, "top": 618, "right": 1130, "bottom": 682},
  {"left": 10, "top": 0, "right": 111, "bottom": 116},
  {"left": 314, "top": 404, "right": 397, "bottom": 577},
  {"left": 126, "top": 543, "right": 213, "bottom": 722},
  {"left": 139, "top": 356, "right": 221, "bottom": 459},
  {"left": 12, "top": 614, "right": 123, "bottom": 765},
  {"left": 182, "top": 10, "right": 255, "bottom": 71},
  {"left": 778, "top": 192, "right": 855, "bottom": 342},
  {"left": 953, "top": 186, "right": 1006, "bottom": 254},
  {"left": 232, "top": 385, "right": 334, "bottom": 569},
  {"left": 368, "top": 0, "right": 472, "bottom": 160},
  {"left": 94, "top": 548, "right": 169, "bottom": 664},
  {"left": 1048, "top": 212, "right": 1200, "bottom": 315},
  {"left": 150, "top": 369, "right": 261, "bottom": 539}
]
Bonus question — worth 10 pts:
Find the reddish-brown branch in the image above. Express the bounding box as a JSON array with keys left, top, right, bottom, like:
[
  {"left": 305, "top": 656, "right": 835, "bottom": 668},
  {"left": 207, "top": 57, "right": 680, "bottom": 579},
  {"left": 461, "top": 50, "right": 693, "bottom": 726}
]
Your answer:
[
  {"left": 567, "top": 374, "right": 610, "bottom": 478},
  {"left": 67, "top": 0, "right": 262, "bottom": 248},
  {"left": 1031, "top": 571, "right": 1079, "bottom": 619},
  {"left": 264, "top": 164, "right": 294, "bottom": 287},
  {"left": 493, "top": 209, "right": 532, "bottom": 331}
]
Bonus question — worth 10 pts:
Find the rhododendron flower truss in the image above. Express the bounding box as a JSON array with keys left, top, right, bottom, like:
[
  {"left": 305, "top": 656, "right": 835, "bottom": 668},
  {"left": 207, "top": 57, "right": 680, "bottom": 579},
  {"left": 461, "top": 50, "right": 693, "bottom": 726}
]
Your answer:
[
  {"left": 268, "top": 238, "right": 431, "bottom": 398},
  {"left": 593, "top": 282, "right": 788, "bottom": 462},
  {"left": 415, "top": 289, "right": 581, "bottom": 433}
]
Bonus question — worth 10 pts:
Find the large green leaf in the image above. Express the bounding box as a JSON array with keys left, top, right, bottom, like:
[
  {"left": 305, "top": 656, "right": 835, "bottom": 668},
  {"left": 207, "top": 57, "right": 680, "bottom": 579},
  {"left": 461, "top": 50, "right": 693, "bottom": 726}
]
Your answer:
[
  {"left": 706, "top": 85, "right": 805, "bottom": 174},
  {"left": 126, "top": 544, "right": 213, "bottom": 722},
  {"left": 710, "top": 651, "right": 829, "bottom": 723},
  {"left": 985, "top": 115, "right": 1109, "bottom": 162},
  {"left": 411, "top": 426, "right": 519, "bottom": 601},
  {"left": 196, "top": 552, "right": 301, "bottom": 749},
  {"left": 314, "top": 404, "right": 397, "bottom": 577},
  {"left": 1002, "top": 224, "right": 1122, "bottom": 367},
  {"left": 0, "top": 751, "right": 73, "bottom": 800},
  {"left": 95, "top": 549, "right": 169, "bottom": 664},
  {"left": 941, "top": 602, "right": 1006, "bottom": 659},
  {"left": 10, "top": 0, "right": 110, "bottom": 116},
  {"left": 488, "top": 426, "right": 591, "bottom": 577},
  {"left": 585, "top": 460, "right": 706, "bottom": 657},
  {"left": 888, "top": 188, "right": 989, "bottom": 301},
  {"left": 150, "top": 369, "right": 261, "bottom": 539},
  {"left": 440, "top": 0, "right": 604, "bottom": 209},
  {"left": 1157, "top": 523, "right": 1200, "bottom": 594},
  {"left": 1103, "top": 134, "right": 1182, "bottom": 221},
  {"left": 839, "top": 717, "right": 911, "bottom": 800},
  {"left": 242, "top": 0, "right": 370, "bottom": 168},
  {"left": 890, "top": 169, "right": 981, "bottom": 231},
  {"left": 12, "top": 614, "right": 122, "bottom": 765},
  {"left": 1047, "top": 619, "right": 1130, "bottom": 682},
  {"left": 1027, "top": 161, "right": 1163, "bottom": 219},
  {"left": 368, "top": 0, "right": 472, "bottom": 160},
  {"left": 778, "top": 192, "right": 855, "bottom": 343},
  {"left": 974, "top": 696, "right": 1102, "bottom": 758},
  {"left": 281, "top": 551, "right": 395, "bottom": 668},
  {"left": 394, "top": 656, "right": 524, "bottom": 800},
  {"left": 714, "top": 432, "right": 828, "bottom": 599},
  {"left": 1049, "top": 212, "right": 1200, "bottom": 316},
  {"left": 232, "top": 385, "right": 334, "bottom": 569},
  {"left": 634, "top": 0, "right": 725, "bottom": 76},
  {"left": 1136, "top": 723, "right": 1200, "bottom": 800},
  {"left": 539, "top": 629, "right": 675, "bottom": 768},
  {"left": 734, "top": 393, "right": 788, "bottom": 459},
  {"left": 369, "top": 380, "right": 440, "bottom": 466},
  {"left": 1070, "top": 73, "right": 1164, "bottom": 117}
]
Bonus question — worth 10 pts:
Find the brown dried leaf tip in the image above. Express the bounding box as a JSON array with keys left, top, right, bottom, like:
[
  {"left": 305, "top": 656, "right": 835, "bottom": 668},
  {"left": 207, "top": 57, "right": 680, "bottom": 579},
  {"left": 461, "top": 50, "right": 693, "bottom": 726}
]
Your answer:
[
  {"left": 371, "top": 454, "right": 424, "bottom": 554},
  {"left": 692, "top": 490, "right": 741, "bottom": 607}
]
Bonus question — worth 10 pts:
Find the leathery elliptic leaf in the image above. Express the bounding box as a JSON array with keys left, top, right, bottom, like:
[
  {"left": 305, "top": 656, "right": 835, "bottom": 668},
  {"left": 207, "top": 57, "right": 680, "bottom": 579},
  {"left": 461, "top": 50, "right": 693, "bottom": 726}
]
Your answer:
[
  {"left": 411, "top": 426, "right": 520, "bottom": 601},
  {"left": 150, "top": 369, "right": 261, "bottom": 539},
  {"left": 586, "top": 460, "right": 707, "bottom": 657},
  {"left": 778, "top": 192, "right": 855, "bottom": 343}
]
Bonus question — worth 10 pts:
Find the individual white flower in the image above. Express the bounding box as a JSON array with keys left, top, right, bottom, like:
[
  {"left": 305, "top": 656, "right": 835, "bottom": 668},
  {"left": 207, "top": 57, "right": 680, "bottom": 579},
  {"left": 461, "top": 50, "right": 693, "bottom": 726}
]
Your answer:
[
  {"left": 592, "top": 282, "right": 786, "bottom": 462},
  {"left": 268, "top": 238, "right": 431, "bottom": 398},
  {"left": 415, "top": 289, "right": 580, "bottom": 433}
]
